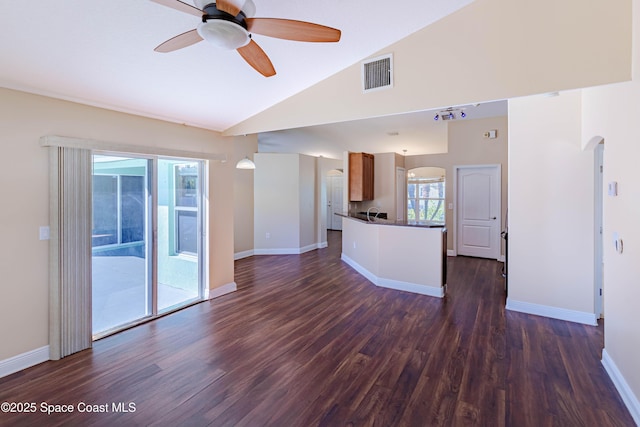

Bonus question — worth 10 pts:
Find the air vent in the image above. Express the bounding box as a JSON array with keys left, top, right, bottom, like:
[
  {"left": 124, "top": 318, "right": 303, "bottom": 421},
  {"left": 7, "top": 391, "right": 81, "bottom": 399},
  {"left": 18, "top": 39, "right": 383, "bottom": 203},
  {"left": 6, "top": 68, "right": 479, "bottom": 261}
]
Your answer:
[{"left": 362, "top": 54, "right": 393, "bottom": 92}]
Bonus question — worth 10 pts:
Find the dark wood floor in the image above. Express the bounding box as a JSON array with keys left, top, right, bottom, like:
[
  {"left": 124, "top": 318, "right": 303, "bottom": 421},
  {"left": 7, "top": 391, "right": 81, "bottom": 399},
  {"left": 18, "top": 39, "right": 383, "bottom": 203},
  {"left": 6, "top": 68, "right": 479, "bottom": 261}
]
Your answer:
[{"left": 0, "top": 231, "right": 634, "bottom": 426}]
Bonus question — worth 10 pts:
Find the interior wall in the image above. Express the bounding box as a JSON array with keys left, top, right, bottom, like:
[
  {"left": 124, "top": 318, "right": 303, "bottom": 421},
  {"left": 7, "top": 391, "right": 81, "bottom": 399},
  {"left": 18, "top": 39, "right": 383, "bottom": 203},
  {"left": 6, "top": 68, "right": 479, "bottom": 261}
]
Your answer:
[
  {"left": 253, "top": 153, "right": 301, "bottom": 251},
  {"left": 226, "top": 0, "right": 631, "bottom": 135},
  {"left": 299, "top": 155, "right": 317, "bottom": 249},
  {"left": 405, "top": 116, "right": 508, "bottom": 252},
  {"left": 580, "top": 0, "right": 640, "bottom": 413},
  {"left": 508, "top": 91, "right": 595, "bottom": 316},
  {"left": 356, "top": 153, "right": 397, "bottom": 220},
  {"left": 234, "top": 136, "right": 258, "bottom": 257},
  {"left": 0, "top": 88, "right": 238, "bottom": 362}
]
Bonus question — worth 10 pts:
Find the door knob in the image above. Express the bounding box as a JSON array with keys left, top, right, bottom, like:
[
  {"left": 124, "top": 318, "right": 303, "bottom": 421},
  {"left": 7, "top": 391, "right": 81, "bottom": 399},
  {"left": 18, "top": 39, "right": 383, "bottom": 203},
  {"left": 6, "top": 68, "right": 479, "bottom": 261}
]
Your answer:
[{"left": 492, "top": 217, "right": 497, "bottom": 220}]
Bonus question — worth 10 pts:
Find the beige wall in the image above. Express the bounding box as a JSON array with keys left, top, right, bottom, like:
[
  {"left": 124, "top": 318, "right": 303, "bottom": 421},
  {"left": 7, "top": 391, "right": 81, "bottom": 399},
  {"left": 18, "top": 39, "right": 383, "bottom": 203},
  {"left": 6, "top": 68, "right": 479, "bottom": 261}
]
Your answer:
[
  {"left": 341, "top": 217, "right": 444, "bottom": 291},
  {"left": 299, "top": 155, "right": 317, "bottom": 249},
  {"left": 508, "top": 91, "right": 595, "bottom": 316},
  {"left": 226, "top": 0, "right": 631, "bottom": 135},
  {"left": 354, "top": 153, "right": 397, "bottom": 219},
  {"left": 0, "top": 88, "right": 239, "bottom": 361},
  {"left": 253, "top": 153, "right": 320, "bottom": 253},
  {"left": 234, "top": 137, "right": 258, "bottom": 257},
  {"left": 405, "top": 116, "right": 508, "bottom": 252},
  {"left": 254, "top": 153, "right": 301, "bottom": 251},
  {"left": 580, "top": 0, "right": 640, "bottom": 412}
]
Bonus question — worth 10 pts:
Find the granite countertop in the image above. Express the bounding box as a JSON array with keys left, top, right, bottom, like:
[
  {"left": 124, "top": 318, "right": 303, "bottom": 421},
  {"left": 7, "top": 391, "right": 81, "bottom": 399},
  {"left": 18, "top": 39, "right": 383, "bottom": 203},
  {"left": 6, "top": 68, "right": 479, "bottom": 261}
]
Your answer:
[{"left": 336, "top": 212, "right": 446, "bottom": 229}]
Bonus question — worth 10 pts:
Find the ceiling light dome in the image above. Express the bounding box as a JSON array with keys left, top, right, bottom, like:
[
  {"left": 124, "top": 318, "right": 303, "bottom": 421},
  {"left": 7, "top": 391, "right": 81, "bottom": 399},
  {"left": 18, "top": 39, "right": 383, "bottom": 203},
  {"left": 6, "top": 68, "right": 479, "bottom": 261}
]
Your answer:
[{"left": 197, "top": 20, "right": 250, "bottom": 49}]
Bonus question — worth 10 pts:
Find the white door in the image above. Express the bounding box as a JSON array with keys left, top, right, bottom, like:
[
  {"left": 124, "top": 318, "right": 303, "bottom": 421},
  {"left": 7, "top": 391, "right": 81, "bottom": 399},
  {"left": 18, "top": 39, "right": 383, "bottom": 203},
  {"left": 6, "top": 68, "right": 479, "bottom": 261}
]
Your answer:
[
  {"left": 456, "top": 165, "right": 501, "bottom": 259},
  {"left": 328, "top": 175, "right": 343, "bottom": 230},
  {"left": 396, "top": 167, "right": 406, "bottom": 221}
]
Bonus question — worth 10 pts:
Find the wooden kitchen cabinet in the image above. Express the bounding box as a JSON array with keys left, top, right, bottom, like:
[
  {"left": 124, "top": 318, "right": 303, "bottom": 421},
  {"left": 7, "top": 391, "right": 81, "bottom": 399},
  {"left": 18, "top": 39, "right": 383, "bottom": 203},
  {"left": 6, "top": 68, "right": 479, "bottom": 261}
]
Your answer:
[{"left": 349, "top": 152, "right": 374, "bottom": 201}]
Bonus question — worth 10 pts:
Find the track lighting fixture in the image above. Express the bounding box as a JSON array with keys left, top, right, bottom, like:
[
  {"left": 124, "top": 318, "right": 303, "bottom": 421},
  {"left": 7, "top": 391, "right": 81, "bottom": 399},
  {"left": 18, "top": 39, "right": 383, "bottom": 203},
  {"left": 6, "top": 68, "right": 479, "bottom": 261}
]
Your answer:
[{"left": 433, "top": 106, "right": 469, "bottom": 121}]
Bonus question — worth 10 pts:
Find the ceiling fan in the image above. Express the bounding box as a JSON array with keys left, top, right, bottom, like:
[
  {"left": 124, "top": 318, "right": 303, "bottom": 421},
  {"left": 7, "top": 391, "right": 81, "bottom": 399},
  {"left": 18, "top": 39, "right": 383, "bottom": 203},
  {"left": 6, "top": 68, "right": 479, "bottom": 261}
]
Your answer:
[{"left": 151, "top": 0, "right": 342, "bottom": 77}]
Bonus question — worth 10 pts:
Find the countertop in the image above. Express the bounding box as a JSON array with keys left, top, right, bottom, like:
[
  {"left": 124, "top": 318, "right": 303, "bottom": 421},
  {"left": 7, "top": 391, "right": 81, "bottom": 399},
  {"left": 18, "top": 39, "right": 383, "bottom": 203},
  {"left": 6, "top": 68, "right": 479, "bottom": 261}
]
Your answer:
[{"left": 336, "top": 212, "right": 446, "bottom": 229}]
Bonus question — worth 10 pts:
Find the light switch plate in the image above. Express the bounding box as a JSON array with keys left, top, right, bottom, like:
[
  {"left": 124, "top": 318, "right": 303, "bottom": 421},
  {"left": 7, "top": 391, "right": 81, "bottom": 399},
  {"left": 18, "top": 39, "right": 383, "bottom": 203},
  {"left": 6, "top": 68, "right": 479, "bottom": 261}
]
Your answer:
[{"left": 39, "top": 226, "right": 50, "bottom": 240}]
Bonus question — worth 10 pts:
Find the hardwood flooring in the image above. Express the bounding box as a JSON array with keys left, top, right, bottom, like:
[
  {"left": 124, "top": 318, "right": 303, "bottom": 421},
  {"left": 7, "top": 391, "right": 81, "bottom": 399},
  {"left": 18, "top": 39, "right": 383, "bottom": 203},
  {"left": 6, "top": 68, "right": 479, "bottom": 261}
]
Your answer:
[{"left": 0, "top": 231, "right": 634, "bottom": 426}]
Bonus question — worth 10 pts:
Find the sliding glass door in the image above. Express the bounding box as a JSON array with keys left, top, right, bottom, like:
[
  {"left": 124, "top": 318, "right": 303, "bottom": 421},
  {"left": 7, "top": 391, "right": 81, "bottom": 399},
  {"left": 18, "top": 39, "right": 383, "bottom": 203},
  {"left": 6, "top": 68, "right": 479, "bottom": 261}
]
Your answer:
[
  {"left": 157, "top": 159, "right": 202, "bottom": 312},
  {"left": 92, "top": 155, "right": 151, "bottom": 336},
  {"left": 92, "top": 154, "right": 205, "bottom": 338}
]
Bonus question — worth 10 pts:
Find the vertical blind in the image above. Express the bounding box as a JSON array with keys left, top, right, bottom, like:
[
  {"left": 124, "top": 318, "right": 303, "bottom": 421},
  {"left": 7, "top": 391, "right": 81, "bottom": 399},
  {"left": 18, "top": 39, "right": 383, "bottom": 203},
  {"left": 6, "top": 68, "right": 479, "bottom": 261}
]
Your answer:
[{"left": 49, "top": 146, "right": 92, "bottom": 360}]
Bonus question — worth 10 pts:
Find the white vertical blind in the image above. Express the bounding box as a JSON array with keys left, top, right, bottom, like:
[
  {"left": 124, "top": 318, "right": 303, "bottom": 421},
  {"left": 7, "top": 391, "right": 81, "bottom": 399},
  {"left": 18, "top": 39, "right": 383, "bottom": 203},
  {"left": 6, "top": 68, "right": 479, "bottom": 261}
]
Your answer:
[{"left": 49, "top": 147, "right": 92, "bottom": 360}]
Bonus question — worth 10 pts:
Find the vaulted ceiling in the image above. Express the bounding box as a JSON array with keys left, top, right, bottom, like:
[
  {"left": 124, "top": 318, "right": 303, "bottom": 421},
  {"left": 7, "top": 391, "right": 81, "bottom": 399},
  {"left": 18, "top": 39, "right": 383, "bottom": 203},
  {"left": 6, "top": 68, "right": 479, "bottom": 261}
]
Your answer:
[{"left": 0, "top": 0, "right": 474, "bottom": 132}]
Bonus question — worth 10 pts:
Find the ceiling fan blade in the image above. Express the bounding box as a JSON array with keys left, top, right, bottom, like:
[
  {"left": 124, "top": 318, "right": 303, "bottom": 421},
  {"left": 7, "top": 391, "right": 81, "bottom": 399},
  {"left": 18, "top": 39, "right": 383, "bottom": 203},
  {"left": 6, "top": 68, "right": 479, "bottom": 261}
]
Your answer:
[
  {"left": 216, "top": 0, "right": 241, "bottom": 16},
  {"left": 155, "top": 29, "right": 203, "bottom": 52},
  {"left": 246, "top": 18, "right": 341, "bottom": 42},
  {"left": 150, "top": 0, "right": 202, "bottom": 17},
  {"left": 237, "top": 40, "right": 276, "bottom": 77}
]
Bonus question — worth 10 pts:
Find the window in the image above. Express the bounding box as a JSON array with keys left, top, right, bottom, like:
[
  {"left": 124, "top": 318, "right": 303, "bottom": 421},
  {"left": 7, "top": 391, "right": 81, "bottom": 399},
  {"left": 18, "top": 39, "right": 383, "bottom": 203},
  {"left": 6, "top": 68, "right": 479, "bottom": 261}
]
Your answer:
[
  {"left": 174, "top": 163, "right": 199, "bottom": 255},
  {"left": 92, "top": 174, "right": 145, "bottom": 248},
  {"left": 408, "top": 177, "right": 445, "bottom": 224}
]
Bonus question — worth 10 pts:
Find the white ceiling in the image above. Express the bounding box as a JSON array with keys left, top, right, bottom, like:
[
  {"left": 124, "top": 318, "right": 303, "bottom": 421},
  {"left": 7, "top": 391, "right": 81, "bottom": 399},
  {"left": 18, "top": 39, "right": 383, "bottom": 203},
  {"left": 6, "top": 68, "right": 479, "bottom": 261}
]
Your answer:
[
  {"left": 0, "top": 0, "right": 474, "bottom": 132},
  {"left": 258, "top": 100, "right": 507, "bottom": 159}
]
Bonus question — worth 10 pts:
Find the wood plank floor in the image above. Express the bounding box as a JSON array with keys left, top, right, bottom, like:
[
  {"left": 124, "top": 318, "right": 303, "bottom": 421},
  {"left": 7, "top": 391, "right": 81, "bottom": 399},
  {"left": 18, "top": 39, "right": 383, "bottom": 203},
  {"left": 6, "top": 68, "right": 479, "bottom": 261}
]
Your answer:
[{"left": 0, "top": 231, "right": 634, "bottom": 426}]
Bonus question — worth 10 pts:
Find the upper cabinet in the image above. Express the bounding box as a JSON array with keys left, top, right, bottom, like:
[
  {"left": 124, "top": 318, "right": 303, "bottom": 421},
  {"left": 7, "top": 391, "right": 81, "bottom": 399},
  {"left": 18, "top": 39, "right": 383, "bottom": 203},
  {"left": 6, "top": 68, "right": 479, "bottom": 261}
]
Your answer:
[{"left": 349, "top": 152, "right": 374, "bottom": 201}]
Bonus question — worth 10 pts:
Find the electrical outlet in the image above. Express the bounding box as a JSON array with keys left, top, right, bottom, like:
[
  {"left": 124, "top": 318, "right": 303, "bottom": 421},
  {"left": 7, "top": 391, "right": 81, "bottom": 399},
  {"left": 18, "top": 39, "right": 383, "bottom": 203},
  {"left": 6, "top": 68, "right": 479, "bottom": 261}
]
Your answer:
[
  {"left": 353, "top": 241, "right": 356, "bottom": 249},
  {"left": 265, "top": 232, "right": 270, "bottom": 239}
]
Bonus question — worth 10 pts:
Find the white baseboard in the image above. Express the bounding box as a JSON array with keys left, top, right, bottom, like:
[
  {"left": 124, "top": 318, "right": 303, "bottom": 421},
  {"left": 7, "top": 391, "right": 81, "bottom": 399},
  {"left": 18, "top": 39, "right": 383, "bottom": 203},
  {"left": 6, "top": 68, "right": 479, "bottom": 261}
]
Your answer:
[
  {"left": 341, "top": 253, "right": 444, "bottom": 298},
  {"left": 206, "top": 282, "right": 237, "bottom": 300},
  {"left": 299, "top": 243, "right": 319, "bottom": 254},
  {"left": 602, "top": 348, "right": 640, "bottom": 425},
  {"left": 378, "top": 277, "right": 445, "bottom": 298},
  {"left": 497, "top": 254, "right": 505, "bottom": 262},
  {"left": 0, "top": 346, "right": 49, "bottom": 379},
  {"left": 254, "top": 243, "right": 322, "bottom": 255},
  {"left": 447, "top": 249, "right": 456, "bottom": 257},
  {"left": 341, "top": 253, "right": 377, "bottom": 283},
  {"left": 318, "top": 241, "right": 328, "bottom": 249},
  {"left": 234, "top": 250, "right": 254, "bottom": 260},
  {"left": 506, "top": 298, "right": 598, "bottom": 326}
]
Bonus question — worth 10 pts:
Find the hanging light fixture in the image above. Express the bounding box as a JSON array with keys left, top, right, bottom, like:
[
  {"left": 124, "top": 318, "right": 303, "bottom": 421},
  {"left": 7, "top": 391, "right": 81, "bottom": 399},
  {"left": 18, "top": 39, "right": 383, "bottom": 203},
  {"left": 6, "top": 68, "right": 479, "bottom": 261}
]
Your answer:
[{"left": 236, "top": 156, "right": 255, "bottom": 169}]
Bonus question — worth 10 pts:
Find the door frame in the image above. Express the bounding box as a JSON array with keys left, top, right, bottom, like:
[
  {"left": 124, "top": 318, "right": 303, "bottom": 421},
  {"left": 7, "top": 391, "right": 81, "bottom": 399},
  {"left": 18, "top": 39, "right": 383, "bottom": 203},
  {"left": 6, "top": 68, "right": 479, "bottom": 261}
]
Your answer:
[
  {"left": 453, "top": 164, "right": 502, "bottom": 260},
  {"left": 594, "top": 143, "right": 604, "bottom": 319},
  {"left": 91, "top": 152, "right": 208, "bottom": 339}
]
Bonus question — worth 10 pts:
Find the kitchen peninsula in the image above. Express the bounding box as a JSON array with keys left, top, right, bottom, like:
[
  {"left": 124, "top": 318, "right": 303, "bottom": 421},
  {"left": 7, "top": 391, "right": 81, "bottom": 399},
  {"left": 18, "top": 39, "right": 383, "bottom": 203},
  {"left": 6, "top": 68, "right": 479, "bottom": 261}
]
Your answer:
[{"left": 337, "top": 213, "right": 447, "bottom": 298}]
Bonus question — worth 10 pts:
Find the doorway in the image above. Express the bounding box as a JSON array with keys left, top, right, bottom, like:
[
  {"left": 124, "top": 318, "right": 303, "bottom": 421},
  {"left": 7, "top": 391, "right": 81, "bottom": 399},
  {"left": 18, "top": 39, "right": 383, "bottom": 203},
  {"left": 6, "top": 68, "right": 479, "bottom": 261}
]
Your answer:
[
  {"left": 455, "top": 165, "right": 501, "bottom": 259},
  {"left": 91, "top": 154, "right": 206, "bottom": 338},
  {"left": 327, "top": 170, "right": 344, "bottom": 231}
]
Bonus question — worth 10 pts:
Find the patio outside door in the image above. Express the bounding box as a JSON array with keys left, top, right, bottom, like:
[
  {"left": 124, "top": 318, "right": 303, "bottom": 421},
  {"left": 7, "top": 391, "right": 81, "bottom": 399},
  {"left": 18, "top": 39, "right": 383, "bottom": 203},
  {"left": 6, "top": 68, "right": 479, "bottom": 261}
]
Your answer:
[{"left": 92, "top": 154, "right": 205, "bottom": 338}]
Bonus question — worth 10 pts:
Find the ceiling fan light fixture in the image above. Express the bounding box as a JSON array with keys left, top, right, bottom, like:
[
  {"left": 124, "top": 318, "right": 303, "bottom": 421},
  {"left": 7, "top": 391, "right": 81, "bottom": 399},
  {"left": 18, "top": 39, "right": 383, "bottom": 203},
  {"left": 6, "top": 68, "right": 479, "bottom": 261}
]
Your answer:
[{"left": 197, "top": 20, "right": 250, "bottom": 49}]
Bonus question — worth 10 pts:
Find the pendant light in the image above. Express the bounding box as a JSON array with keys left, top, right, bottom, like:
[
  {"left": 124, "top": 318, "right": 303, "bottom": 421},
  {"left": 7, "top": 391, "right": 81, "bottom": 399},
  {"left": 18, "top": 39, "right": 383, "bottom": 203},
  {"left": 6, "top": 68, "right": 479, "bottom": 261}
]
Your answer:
[{"left": 236, "top": 156, "right": 255, "bottom": 169}]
